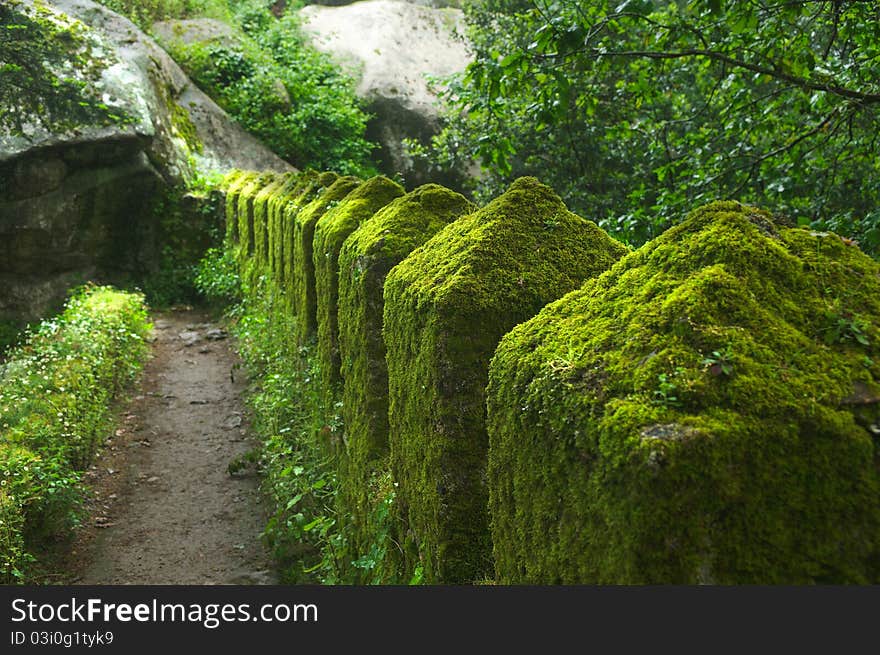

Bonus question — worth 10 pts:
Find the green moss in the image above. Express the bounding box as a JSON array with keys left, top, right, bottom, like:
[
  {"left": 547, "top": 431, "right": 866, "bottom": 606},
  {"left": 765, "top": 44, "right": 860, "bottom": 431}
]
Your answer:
[
  {"left": 487, "top": 200, "right": 880, "bottom": 584},
  {"left": 0, "top": 1, "right": 132, "bottom": 136},
  {"left": 291, "top": 176, "right": 361, "bottom": 340},
  {"left": 313, "top": 176, "right": 405, "bottom": 394},
  {"left": 383, "top": 177, "right": 628, "bottom": 583},
  {"left": 279, "top": 171, "right": 327, "bottom": 299},
  {"left": 336, "top": 184, "right": 475, "bottom": 562},
  {"left": 251, "top": 174, "right": 287, "bottom": 281},
  {"left": 222, "top": 170, "right": 255, "bottom": 246},
  {"left": 267, "top": 172, "right": 308, "bottom": 288},
  {"left": 236, "top": 172, "right": 277, "bottom": 274}
]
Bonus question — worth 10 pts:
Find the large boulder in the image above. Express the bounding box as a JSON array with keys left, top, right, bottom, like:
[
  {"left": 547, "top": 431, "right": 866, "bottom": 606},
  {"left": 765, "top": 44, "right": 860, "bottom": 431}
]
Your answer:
[
  {"left": 487, "top": 201, "right": 880, "bottom": 584},
  {"left": 0, "top": 0, "right": 291, "bottom": 322},
  {"left": 299, "top": 0, "right": 471, "bottom": 186}
]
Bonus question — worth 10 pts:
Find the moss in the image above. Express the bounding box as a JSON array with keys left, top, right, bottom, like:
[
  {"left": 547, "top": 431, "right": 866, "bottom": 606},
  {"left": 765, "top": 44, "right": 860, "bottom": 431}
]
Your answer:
[
  {"left": 267, "top": 172, "right": 310, "bottom": 288},
  {"left": 236, "top": 172, "right": 277, "bottom": 274},
  {"left": 279, "top": 171, "right": 331, "bottom": 300},
  {"left": 251, "top": 174, "right": 288, "bottom": 280},
  {"left": 291, "top": 175, "right": 361, "bottom": 340},
  {"left": 313, "top": 176, "right": 405, "bottom": 394},
  {"left": 487, "top": 200, "right": 880, "bottom": 584},
  {"left": 222, "top": 170, "right": 256, "bottom": 246},
  {"left": 336, "top": 184, "right": 475, "bottom": 561},
  {"left": 383, "top": 177, "right": 628, "bottom": 582},
  {"left": 0, "top": 1, "right": 132, "bottom": 136}
]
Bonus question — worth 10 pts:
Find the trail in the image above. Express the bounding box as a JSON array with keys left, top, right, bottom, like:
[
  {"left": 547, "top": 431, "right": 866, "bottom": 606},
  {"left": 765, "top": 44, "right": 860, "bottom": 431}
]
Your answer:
[{"left": 72, "top": 309, "right": 276, "bottom": 585}]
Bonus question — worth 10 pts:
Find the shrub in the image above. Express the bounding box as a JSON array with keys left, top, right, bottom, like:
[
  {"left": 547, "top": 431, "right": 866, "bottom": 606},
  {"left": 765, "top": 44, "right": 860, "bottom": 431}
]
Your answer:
[
  {"left": 156, "top": 4, "right": 377, "bottom": 175},
  {"left": 0, "top": 285, "right": 151, "bottom": 582}
]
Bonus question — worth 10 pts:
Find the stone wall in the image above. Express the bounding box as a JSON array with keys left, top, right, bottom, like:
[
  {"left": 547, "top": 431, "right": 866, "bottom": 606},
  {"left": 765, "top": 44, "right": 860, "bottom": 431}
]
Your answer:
[{"left": 220, "top": 170, "right": 880, "bottom": 584}]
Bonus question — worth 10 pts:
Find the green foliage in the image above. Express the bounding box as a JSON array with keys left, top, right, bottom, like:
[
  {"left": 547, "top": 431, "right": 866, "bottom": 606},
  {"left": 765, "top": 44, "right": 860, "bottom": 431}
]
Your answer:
[
  {"left": 0, "top": 285, "right": 151, "bottom": 583},
  {"left": 195, "top": 246, "right": 242, "bottom": 306},
  {"left": 231, "top": 278, "right": 344, "bottom": 583},
  {"left": 158, "top": 4, "right": 376, "bottom": 175},
  {"left": 0, "top": 0, "right": 131, "bottom": 136},
  {"left": 427, "top": 0, "right": 880, "bottom": 256},
  {"left": 653, "top": 368, "right": 685, "bottom": 408},
  {"left": 487, "top": 200, "right": 880, "bottom": 583},
  {"left": 95, "top": 0, "right": 233, "bottom": 30},
  {"left": 382, "top": 177, "right": 628, "bottom": 583},
  {"left": 142, "top": 173, "right": 226, "bottom": 308}
]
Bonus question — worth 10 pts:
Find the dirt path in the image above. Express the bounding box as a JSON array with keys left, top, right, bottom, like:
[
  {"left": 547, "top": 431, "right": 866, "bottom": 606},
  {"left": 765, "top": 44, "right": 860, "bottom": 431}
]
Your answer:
[{"left": 72, "top": 309, "right": 276, "bottom": 585}]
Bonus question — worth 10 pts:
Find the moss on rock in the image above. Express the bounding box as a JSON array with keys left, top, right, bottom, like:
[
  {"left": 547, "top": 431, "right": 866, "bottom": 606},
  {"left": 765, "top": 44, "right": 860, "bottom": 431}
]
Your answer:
[
  {"left": 282, "top": 172, "right": 339, "bottom": 306},
  {"left": 273, "top": 172, "right": 318, "bottom": 285},
  {"left": 487, "top": 200, "right": 880, "bottom": 584},
  {"left": 336, "top": 184, "right": 475, "bottom": 559},
  {"left": 291, "top": 175, "right": 361, "bottom": 340},
  {"left": 251, "top": 174, "right": 286, "bottom": 280},
  {"left": 236, "top": 172, "right": 276, "bottom": 273},
  {"left": 383, "top": 177, "right": 628, "bottom": 583},
  {"left": 265, "top": 172, "right": 300, "bottom": 283},
  {"left": 314, "top": 175, "right": 405, "bottom": 394},
  {"left": 222, "top": 170, "right": 255, "bottom": 246}
]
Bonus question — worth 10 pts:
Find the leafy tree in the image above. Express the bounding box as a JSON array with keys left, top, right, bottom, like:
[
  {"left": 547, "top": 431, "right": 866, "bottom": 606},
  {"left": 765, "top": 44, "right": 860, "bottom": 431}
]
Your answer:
[{"left": 428, "top": 0, "right": 880, "bottom": 254}]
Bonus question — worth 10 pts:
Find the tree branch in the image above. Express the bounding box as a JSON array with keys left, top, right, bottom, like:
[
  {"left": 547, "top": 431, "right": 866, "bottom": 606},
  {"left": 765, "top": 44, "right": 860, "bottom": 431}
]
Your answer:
[{"left": 592, "top": 49, "right": 880, "bottom": 104}]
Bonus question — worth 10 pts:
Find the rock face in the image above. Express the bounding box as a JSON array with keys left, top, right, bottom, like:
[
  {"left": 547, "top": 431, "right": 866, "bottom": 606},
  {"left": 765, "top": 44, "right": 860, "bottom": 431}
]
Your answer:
[
  {"left": 299, "top": 0, "right": 471, "bottom": 186},
  {"left": 0, "top": 0, "right": 291, "bottom": 322}
]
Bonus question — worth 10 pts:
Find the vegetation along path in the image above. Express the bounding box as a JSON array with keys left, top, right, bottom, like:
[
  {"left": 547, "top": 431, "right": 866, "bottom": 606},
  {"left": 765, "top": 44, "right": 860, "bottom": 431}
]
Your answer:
[{"left": 72, "top": 309, "right": 275, "bottom": 585}]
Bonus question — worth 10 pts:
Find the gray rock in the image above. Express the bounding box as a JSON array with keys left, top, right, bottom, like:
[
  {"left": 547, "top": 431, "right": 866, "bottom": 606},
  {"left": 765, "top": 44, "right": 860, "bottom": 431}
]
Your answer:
[
  {"left": 299, "top": 0, "right": 471, "bottom": 186},
  {"left": 1, "top": 1, "right": 293, "bottom": 322}
]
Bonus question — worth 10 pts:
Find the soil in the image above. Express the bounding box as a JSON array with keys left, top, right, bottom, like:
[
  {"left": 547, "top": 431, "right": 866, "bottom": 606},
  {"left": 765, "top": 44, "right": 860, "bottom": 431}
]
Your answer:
[{"left": 65, "top": 308, "right": 276, "bottom": 585}]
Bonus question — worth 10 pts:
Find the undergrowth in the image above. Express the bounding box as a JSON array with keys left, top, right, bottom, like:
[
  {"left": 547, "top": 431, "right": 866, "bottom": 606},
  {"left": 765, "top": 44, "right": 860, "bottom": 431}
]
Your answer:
[{"left": 0, "top": 285, "right": 151, "bottom": 583}]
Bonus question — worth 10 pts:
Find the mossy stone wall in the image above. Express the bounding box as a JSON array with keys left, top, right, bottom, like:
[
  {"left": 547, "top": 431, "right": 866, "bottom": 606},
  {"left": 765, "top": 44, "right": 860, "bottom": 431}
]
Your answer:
[
  {"left": 382, "top": 177, "right": 629, "bottom": 583},
  {"left": 291, "top": 176, "right": 361, "bottom": 342},
  {"left": 252, "top": 175, "right": 286, "bottom": 279},
  {"left": 313, "top": 176, "right": 405, "bottom": 394},
  {"left": 336, "top": 184, "right": 476, "bottom": 559},
  {"left": 218, "top": 170, "right": 879, "bottom": 585},
  {"left": 223, "top": 170, "right": 255, "bottom": 245},
  {"left": 487, "top": 200, "right": 880, "bottom": 583}
]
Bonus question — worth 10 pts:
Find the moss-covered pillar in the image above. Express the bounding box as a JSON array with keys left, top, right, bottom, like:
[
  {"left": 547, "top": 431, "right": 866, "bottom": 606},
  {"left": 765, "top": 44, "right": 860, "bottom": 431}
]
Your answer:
[
  {"left": 222, "top": 170, "right": 256, "bottom": 246},
  {"left": 281, "top": 171, "right": 336, "bottom": 305},
  {"left": 314, "top": 176, "right": 404, "bottom": 393},
  {"left": 252, "top": 174, "right": 286, "bottom": 280},
  {"left": 291, "top": 176, "right": 360, "bottom": 342},
  {"left": 266, "top": 172, "right": 299, "bottom": 283},
  {"left": 236, "top": 172, "right": 276, "bottom": 273},
  {"left": 337, "top": 184, "right": 475, "bottom": 562},
  {"left": 383, "top": 177, "right": 628, "bottom": 583},
  {"left": 487, "top": 200, "right": 880, "bottom": 584}
]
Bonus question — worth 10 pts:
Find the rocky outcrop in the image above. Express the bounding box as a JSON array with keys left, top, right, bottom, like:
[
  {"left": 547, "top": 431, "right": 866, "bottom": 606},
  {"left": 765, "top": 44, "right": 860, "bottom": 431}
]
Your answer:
[
  {"left": 0, "top": 0, "right": 291, "bottom": 322},
  {"left": 299, "top": 0, "right": 471, "bottom": 186}
]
